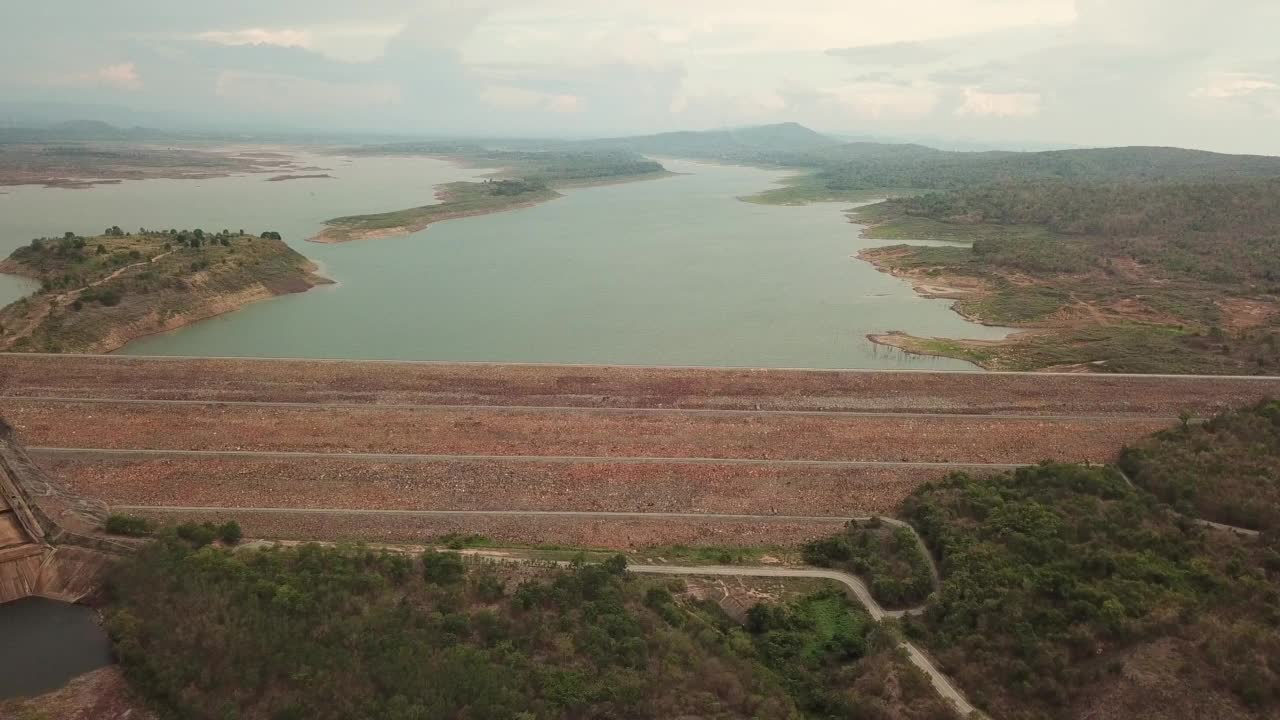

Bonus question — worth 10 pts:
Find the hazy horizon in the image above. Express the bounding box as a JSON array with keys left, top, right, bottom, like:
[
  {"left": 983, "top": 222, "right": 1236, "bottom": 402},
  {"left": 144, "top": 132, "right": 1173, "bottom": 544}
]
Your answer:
[{"left": 3, "top": 1, "right": 1279, "bottom": 155}]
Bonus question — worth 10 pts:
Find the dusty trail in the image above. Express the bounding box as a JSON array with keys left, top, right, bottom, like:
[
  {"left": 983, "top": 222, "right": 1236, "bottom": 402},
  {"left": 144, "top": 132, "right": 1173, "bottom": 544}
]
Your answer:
[
  {"left": 34, "top": 451, "right": 1006, "bottom": 517},
  {"left": 4, "top": 354, "right": 1279, "bottom": 416},
  {"left": 0, "top": 395, "right": 1176, "bottom": 421},
  {"left": 5, "top": 400, "right": 1168, "bottom": 464},
  {"left": 630, "top": 564, "right": 974, "bottom": 715}
]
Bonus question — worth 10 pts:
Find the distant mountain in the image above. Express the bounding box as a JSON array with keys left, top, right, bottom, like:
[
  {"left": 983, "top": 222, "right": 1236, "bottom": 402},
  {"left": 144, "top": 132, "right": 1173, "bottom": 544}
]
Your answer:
[
  {"left": 569, "top": 121, "right": 1280, "bottom": 188},
  {"left": 0, "top": 119, "right": 171, "bottom": 144},
  {"left": 807, "top": 144, "right": 1280, "bottom": 191},
  {"left": 826, "top": 132, "right": 1081, "bottom": 152},
  {"left": 573, "top": 122, "right": 839, "bottom": 161}
]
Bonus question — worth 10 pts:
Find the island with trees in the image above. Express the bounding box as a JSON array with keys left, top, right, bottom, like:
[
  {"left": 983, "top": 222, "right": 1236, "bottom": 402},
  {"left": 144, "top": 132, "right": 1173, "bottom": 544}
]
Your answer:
[
  {"left": 310, "top": 147, "right": 673, "bottom": 243},
  {"left": 0, "top": 226, "right": 329, "bottom": 353}
]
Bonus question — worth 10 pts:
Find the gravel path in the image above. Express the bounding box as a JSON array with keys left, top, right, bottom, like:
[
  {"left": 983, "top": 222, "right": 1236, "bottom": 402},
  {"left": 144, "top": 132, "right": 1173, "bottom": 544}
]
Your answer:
[
  {"left": 35, "top": 453, "right": 968, "bottom": 517},
  {"left": 3, "top": 353, "right": 1277, "bottom": 415},
  {"left": 630, "top": 564, "right": 976, "bottom": 716},
  {"left": 5, "top": 400, "right": 1168, "bottom": 464}
]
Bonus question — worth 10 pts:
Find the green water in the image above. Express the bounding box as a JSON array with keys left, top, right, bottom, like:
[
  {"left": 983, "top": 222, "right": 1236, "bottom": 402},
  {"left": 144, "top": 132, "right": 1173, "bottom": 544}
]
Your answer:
[
  {"left": 0, "top": 155, "right": 1008, "bottom": 368},
  {"left": 0, "top": 597, "right": 113, "bottom": 700}
]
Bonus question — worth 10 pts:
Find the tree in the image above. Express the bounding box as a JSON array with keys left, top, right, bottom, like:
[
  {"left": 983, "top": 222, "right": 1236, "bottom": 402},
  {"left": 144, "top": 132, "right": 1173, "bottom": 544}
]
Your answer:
[
  {"left": 423, "top": 550, "right": 466, "bottom": 584},
  {"left": 217, "top": 521, "right": 243, "bottom": 545}
]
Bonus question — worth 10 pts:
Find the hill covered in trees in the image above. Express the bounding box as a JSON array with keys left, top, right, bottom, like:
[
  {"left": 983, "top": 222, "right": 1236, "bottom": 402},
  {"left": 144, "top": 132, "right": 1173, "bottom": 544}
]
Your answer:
[
  {"left": 903, "top": 462, "right": 1280, "bottom": 720},
  {"left": 103, "top": 537, "right": 957, "bottom": 720},
  {"left": 0, "top": 227, "right": 327, "bottom": 352},
  {"left": 858, "top": 179, "right": 1280, "bottom": 373},
  {"left": 789, "top": 144, "right": 1280, "bottom": 199},
  {"left": 1121, "top": 400, "right": 1280, "bottom": 532}
]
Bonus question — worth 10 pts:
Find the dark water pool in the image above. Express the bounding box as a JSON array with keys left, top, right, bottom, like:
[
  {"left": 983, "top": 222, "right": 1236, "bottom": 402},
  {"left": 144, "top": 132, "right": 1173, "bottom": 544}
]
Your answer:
[{"left": 0, "top": 597, "right": 113, "bottom": 700}]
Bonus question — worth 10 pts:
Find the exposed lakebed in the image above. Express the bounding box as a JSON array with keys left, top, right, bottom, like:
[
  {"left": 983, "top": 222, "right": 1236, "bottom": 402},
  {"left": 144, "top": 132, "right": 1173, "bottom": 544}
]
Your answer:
[{"left": 0, "top": 154, "right": 1008, "bottom": 368}]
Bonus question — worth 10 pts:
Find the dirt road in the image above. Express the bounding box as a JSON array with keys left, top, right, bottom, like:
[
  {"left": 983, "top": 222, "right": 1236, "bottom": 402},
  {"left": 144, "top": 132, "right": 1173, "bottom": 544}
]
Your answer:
[
  {"left": 3, "top": 353, "right": 1278, "bottom": 414},
  {"left": 630, "top": 564, "right": 976, "bottom": 716}
]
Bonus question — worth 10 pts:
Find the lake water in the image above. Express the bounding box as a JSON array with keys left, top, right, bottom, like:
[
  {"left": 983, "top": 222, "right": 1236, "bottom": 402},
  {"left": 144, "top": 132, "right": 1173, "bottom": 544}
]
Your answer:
[
  {"left": 0, "top": 597, "right": 113, "bottom": 700},
  {"left": 0, "top": 154, "right": 1008, "bottom": 369}
]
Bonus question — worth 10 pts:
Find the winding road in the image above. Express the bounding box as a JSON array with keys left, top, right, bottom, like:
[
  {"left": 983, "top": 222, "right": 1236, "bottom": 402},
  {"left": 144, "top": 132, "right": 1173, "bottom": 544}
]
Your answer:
[{"left": 630, "top": 563, "right": 974, "bottom": 715}]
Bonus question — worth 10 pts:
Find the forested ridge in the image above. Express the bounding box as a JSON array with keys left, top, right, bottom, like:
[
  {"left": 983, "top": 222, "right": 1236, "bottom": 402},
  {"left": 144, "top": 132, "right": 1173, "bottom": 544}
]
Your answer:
[
  {"left": 1121, "top": 400, "right": 1280, "bottom": 533},
  {"left": 891, "top": 180, "right": 1280, "bottom": 286},
  {"left": 903, "top": 463, "right": 1280, "bottom": 720},
  {"left": 0, "top": 227, "right": 323, "bottom": 353},
  {"left": 104, "top": 537, "right": 955, "bottom": 720},
  {"left": 857, "top": 179, "right": 1280, "bottom": 373}
]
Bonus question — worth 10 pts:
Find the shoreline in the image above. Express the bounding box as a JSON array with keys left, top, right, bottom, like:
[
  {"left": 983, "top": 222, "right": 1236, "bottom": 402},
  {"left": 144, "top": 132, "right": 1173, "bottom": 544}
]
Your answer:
[
  {"left": 103, "top": 272, "right": 332, "bottom": 355},
  {"left": 0, "top": 235, "right": 332, "bottom": 355},
  {"left": 849, "top": 215, "right": 1023, "bottom": 371}
]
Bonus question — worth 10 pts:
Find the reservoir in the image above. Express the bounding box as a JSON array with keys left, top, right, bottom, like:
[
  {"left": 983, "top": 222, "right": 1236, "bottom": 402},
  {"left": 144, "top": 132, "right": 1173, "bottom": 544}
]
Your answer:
[
  {"left": 0, "top": 597, "right": 113, "bottom": 700},
  {"left": 0, "top": 155, "right": 1008, "bottom": 368}
]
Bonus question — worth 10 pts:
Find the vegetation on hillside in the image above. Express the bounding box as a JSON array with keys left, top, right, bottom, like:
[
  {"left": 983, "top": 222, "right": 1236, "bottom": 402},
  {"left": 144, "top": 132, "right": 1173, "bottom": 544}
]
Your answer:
[
  {"left": 731, "top": 137, "right": 1280, "bottom": 204},
  {"left": 901, "top": 463, "right": 1280, "bottom": 720},
  {"left": 1120, "top": 400, "right": 1280, "bottom": 532},
  {"left": 803, "top": 518, "right": 935, "bottom": 607},
  {"left": 104, "top": 530, "right": 959, "bottom": 720},
  {"left": 0, "top": 227, "right": 326, "bottom": 353},
  {"left": 858, "top": 180, "right": 1280, "bottom": 373}
]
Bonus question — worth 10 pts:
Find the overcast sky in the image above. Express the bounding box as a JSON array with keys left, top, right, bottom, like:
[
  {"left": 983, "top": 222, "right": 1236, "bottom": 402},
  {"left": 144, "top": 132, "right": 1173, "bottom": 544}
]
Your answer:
[{"left": 3, "top": 0, "right": 1278, "bottom": 153}]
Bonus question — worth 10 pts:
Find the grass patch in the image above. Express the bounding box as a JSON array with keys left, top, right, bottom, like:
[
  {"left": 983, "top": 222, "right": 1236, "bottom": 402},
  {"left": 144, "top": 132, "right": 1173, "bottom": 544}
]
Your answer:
[
  {"left": 959, "top": 283, "right": 1069, "bottom": 323},
  {"left": 632, "top": 544, "right": 787, "bottom": 565},
  {"left": 860, "top": 213, "right": 1061, "bottom": 245}
]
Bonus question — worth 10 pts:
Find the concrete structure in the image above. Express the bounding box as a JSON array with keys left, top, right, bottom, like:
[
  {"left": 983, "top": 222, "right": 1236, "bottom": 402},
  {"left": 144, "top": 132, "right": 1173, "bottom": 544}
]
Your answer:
[{"left": 0, "top": 421, "right": 124, "bottom": 604}]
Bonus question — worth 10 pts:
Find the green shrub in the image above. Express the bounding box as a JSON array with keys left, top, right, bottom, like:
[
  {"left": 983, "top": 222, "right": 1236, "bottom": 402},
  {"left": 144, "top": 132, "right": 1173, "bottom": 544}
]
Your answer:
[
  {"left": 174, "top": 521, "right": 218, "bottom": 548},
  {"left": 104, "top": 514, "right": 154, "bottom": 537},
  {"left": 216, "top": 520, "right": 242, "bottom": 545},
  {"left": 422, "top": 550, "right": 466, "bottom": 585}
]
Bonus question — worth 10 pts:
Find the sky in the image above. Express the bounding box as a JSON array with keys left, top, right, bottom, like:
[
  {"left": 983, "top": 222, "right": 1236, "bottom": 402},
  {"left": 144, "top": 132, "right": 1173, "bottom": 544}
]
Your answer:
[{"left": 3, "top": 0, "right": 1279, "bottom": 154}]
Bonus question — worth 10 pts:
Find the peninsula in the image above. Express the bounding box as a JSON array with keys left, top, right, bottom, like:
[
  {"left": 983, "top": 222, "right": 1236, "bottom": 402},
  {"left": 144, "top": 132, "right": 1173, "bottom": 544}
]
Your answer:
[
  {"left": 310, "top": 178, "right": 560, "bottom": 243},
  {"left": 855, "top": 181, "right": 1280, "bottom": 374},
  {"left": 309, "top": 147, "right": 672, "bottom": 243},
  {"left": 0, "top": 227, "right": 329, "bottom": 353}
]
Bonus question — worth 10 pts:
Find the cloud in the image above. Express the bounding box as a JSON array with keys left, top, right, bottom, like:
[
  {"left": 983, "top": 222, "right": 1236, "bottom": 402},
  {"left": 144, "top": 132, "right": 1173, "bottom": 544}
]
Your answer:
[
  {"left": 669, "top": 89, "right": 786, "bottom": 119},
  {"left": 95, "top": 62, "right": 143, "bottom": 90},
  {"left": 197, "top": 28, "right": 312, "bottom": 49},
  {"left": 1, "top": 0, "right": 1279, "bottom": 151},
  {"left": 956, "top": 88, "right": 1041, "bottom": 117},
  {"left": 828, "top": 41, "right": 947, "bottom": 66},
  {"left": 480, "top": 85, "right": 584, "bottom": 113},
  {"left": 33, "top": 62, "right": 144, "bottom": 91},
  {"left": 546, "top": 94, "right": 583, "bottom": 113},
  {"left": 213, "top": 70, "right": 400, "bottom": 113},
  {"left": 1194, "top": 73, "right": 1278, "bottom": 99},
  {"left": 1192, "top": 72, "right": 1280, "bottom": 119},
  {"left": 781, "top": 81, "right": 939, "bottom": 121}
]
